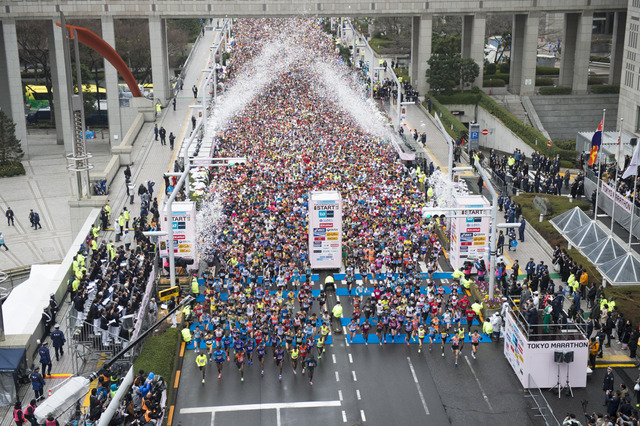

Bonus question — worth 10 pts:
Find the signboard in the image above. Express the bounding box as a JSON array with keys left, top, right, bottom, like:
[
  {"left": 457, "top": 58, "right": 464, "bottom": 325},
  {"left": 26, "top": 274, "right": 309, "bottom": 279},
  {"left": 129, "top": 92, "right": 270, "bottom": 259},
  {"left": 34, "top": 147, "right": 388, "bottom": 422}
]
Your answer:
[
  {"left": 601, "top": 181, "right": 633, "bottom": 214},
  {"left": 401, "top": 105, "right": 407, "bottom": 119},
  {"left": 468, "top": 123, "right": 480, "bottom": 153},
  {"left": 159, "top": 201, "right": 198, "bottom": 259},
  {"left": 450, "top": 110, "right": 465, "bottom": 116},
  {"left": 504, "top": 312, "right": 588, "bottom": 388},
  {"left": 309, "top": 191, "right": 343, "bottom": 269},
  {"left": 448, "top": 194, "right": 490, "bottom": 270}
]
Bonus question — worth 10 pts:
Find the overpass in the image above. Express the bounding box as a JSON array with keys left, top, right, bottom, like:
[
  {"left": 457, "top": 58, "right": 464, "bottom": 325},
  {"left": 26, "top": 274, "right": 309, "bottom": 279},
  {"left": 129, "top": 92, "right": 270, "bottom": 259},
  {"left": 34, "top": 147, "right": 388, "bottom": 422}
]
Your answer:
[{"left": 0, "top": 0, "right": 629, "bottom": 160}]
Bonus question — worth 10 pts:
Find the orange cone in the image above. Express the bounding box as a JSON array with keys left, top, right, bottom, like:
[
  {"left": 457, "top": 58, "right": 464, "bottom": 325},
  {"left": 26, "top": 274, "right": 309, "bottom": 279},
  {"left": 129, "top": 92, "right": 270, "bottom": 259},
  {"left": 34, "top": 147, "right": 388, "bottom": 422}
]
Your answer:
[{"left": 48, "top": 389, "right": 52, "bottom": 398}]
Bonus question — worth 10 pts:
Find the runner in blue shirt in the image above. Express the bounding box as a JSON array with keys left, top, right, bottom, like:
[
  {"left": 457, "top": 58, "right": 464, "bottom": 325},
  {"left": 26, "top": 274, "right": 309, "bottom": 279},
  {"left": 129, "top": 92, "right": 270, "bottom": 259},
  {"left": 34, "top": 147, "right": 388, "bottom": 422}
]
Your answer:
[
  {"left": 214, "top": 349, "right": 226, "bottom": 379},
  {"left": 257, "top": 342, "right": 266, "bottom": 376},
  {"left": 222, "top": 335, "right": 233, "bottom": 361},
  {"left": 274, "top": 345, "right": 285, "bottom": 381}
]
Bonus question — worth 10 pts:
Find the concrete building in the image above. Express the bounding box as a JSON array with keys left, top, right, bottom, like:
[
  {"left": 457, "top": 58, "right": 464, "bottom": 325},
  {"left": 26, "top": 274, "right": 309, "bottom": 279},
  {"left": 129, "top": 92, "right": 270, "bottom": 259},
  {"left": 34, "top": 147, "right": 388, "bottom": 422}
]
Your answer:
[{"left": 618, "top": 0, "right": 640, "bottom": 139}]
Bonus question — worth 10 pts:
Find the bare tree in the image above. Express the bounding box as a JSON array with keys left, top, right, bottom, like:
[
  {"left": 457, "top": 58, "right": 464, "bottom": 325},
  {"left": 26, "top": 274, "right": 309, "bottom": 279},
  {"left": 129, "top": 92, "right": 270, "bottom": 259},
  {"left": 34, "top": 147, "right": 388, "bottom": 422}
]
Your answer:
[{"left": 115, "top": 19, "right": 152, "bottom": 85}]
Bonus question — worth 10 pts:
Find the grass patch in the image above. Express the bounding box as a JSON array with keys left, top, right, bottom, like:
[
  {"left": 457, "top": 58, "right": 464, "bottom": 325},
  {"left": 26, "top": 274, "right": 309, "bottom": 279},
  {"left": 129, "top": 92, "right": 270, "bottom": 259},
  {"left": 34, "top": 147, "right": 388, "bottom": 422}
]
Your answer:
[
  {"left": 591, "top": 85, "right": 620, "bottom": 94},
  {"left": 604, "top": 287, "right": 640, "bottom": 329},
  {"left": 134, "top": 327, "right": 181, "bottom": 387},
  {"left": 539, "top": 86, "right": 572, "bottom": 95}
]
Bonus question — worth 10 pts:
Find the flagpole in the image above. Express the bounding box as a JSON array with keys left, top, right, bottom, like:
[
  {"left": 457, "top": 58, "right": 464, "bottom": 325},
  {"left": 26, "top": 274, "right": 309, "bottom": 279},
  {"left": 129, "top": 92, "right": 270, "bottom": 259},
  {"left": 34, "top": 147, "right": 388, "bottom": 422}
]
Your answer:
[
  {"left": 611, "top": 118, "right": 622, "bottom": 233},
  {"left": 630, "top": 176, "right": 638, "bottom": 249},
  {"left": 594, "top": 108, "right": 605, "bottom": 221}
]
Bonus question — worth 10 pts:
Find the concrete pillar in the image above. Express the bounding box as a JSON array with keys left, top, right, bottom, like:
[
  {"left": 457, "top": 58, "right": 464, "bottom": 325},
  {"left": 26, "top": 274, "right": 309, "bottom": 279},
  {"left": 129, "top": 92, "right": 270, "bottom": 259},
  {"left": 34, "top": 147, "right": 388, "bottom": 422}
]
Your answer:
[
  {"left": 101, "top": 16, "right": 122, "bottom": 147},
  {"left": 410, "top": 14, "right": 432, "bottom": 96},
  {"left": 510, "top": 13, "right": 539, "bottom": 96},
  {"left": 48, "top": 18, "right": 73, "bottom": 152},
  {"left": 559, "top": 13, "right": 579, "bottom": 88},
  {"left": 573, "top": 11, "right": 593, "bottom": 95},
  {"left": 609, "top": 11, "right": 626, "bottom": 86},
  {"left": 0, "top": 19, "right": 29, "bottom": 158},
  {"left": 149, "top": 16, "right": 171, "bottom": 106},
  {"left": 462, "top": 14, "right": 486, "bottom": 87}
]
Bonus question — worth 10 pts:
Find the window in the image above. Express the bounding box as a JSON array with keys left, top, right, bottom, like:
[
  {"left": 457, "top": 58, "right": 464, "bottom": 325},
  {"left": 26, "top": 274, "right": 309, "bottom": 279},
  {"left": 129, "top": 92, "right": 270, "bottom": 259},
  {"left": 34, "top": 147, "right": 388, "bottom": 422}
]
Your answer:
[{"left": 636, "top": 106, "right": 640, "bottom": 132}]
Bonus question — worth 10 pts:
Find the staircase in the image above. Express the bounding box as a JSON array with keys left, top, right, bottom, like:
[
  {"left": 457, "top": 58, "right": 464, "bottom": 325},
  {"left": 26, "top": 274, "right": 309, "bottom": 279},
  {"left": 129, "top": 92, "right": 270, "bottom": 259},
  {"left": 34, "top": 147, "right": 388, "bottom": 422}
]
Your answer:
[{"left": 492, "top": 94, "right": 528, "bottom": 124}]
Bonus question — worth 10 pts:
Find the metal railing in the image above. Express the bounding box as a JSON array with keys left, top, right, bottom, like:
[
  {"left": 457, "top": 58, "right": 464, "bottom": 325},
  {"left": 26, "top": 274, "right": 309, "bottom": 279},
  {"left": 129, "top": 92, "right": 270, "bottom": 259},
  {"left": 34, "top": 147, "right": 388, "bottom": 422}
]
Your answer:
[
  {"left": 526, "top": 374, "right": 561, "bottom": 426},
  {"left": 506, "top": 298, "right": 587, "bottom": 341}
]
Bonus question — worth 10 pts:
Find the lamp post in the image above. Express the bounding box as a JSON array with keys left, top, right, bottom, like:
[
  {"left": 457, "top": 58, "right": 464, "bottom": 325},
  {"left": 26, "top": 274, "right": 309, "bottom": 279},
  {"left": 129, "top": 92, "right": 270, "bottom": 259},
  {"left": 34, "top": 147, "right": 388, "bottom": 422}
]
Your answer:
[{"left": 474, "top": 157, "right": 499, "bottom": 299}]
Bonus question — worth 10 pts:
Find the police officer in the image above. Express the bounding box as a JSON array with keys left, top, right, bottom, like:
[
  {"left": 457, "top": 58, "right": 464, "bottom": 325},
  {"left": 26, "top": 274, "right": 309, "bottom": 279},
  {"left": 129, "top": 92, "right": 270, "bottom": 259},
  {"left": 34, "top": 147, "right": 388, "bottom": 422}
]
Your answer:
[
  {"left": 5, "top": 207, "right": 14, "bottom": 226},
  {"left": 39, "top": 341, "right": 52, "bottom": 377},
  {"left": 42, "top": 308, "right": 53, "bottom": 338},
  {"left": 48, "top": 294, "right": 58, "bottom": 320},
  {"left": 50, "top": 325, "right": 66, "bottom": 361},
  {"left": 30, "top": 367, "right": 45, "bottom": 401}
]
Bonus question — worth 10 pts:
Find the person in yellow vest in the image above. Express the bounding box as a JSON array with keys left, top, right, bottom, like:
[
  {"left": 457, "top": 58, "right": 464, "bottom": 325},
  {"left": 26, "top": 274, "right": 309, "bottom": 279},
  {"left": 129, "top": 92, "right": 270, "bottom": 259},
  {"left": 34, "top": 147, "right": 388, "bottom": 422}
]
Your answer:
[
  {"left": 196, "top": 352, "right": 207, "bottom": 384},
  {"left": 471, "top": 302, "right": 483, "bottom": 317},
  {"left": 90, "top": 239, "right": 98, "bottom": 252},
  {"left": 155, "top": 102, "right": 161, "bottom": 116},
  {"left": 91, "top": 225, "right": 100, "bottom": 239},
  {"left": 107, "top": 241, "right": 116, "bottom": 261},
  {"left": 77, "top": 252, "right": 85, "bottom": 266},
  {"left": 182, "top": 304, "right": 192, "bottom": 323},
  {"left": 117, "top": 213, "right": 125, "bottom": 238},
  {"left": 324, "top": 275, "right": 335, "bottom": 291},
  {"left": 181, "top": 325, "right": 192, "bottom": 344},
  {"left": 579, "top": 270, "right": 589, "bottom": 299},
  {"left": 104, "top": 201, "right": 111, "bottom": 217},
  {"left": 191, "top": 274, "right": 200, "bottom": 305},
  {"left": 332, "top": 301, "right": 343, "bottom": 320},
  {"left": 482, "top": 318, "right": 493, "bottom": 337},
  {"left": 426, "top": 187, "right": 434, "bottom": 201},
  {"left": 123, "top": 208, "right": 130, "bottom": 229},
  {"left": 507, "top": 156, "right": 515, "bottom": 167}
]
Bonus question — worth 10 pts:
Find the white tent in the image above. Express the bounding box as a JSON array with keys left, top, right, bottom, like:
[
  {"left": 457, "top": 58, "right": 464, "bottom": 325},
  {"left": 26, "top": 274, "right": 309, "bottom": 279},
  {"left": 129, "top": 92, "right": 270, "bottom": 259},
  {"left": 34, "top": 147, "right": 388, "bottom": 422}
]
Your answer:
[
  {"left": 2, "top": 265, "right": 60, "bottom": 335},
  {"left": 583, "top": 236, "right": 627, "bottom": 265},
  {"left": 598, "top": 253, "right": 640, "bottom": 286}
]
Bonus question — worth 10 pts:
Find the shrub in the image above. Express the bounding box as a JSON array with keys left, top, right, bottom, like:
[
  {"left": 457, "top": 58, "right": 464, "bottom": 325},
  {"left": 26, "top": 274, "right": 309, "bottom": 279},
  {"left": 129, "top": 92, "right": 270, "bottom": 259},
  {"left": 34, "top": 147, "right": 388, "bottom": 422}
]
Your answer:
[
  {"left": 485, "top": 63, "right": 497, "bottom": 75},
  {"left": 433, "top": 93, "right": 481, "bottom": 104},
  {"left": 590, "top": 55, "right": 610, "bottom": 63},
  {"left": 483, "top": 79, "right": 505, "bottom": 87},
  {"left": 536, "top": 66, "right": 560, "bottom": 76},
  {"left": 539, "top": 86, "right": 572, "bottom": 95},
  {"left": 499, "top": 62, "right": 510, "bottom": 73},
  {"left": 492, "top": 72, "right": 510, "bottom": 84},
  {"left": 134, "top": 327, "right": 181, "bottom": 385},
  {"left": 591, "top": 85, "right": 620, "bottom": 94},
  {"left": 535, "top": 77, "right": 554, "bottom": 87},
  {"left": 0, "top": 162, "right": 25, "bottom": 177},
  {"left": 553, "top": 139, "right": 576, "bottom": 150},
  {"left": 588, "top": 76, "right": 604, "bottom": 85}
]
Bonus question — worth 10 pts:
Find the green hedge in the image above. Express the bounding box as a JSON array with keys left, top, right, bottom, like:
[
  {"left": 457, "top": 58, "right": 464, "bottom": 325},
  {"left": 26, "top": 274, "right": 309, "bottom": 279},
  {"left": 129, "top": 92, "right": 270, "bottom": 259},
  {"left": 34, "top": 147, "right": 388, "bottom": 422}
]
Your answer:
[
  {"left": 535, "top": 77, "right": 554, "bottom": 87},
  {"left": 134, "top": 327, "right": 180, "bottom": 384},
  {"left": 554, "top": 139, "right": 576, "bottom": 150},
  {"left": 499, "top": 63, "right": 510, "bottom": 73},
  {"left": 483, "top": 79, "right": 505, "bottom": 87},
  {"left": 424, "top": 98, "right": 468, "bottom": 141},
  {"left": 591, "top": 85, "right": 620, "bottom": 94},
  {"left": 433, "top": 93, "right": 481, "bottom": 105},
  {"left": 588, "top": 76, "right": 604, "bottom": 85},
  {"left": 492, "top": 72, "right": 510, "bottom": 84},
  {"left": 536, "top": 66, "right": 560, "bottom": 76},
  {"left": 590, "top": 55, "right": 610, "bottom": 63},
  {"left": 539, "top": 86, "right": 572, "bottom": 95},
  {"left": 0, "top": 162, "right": 26, "bottom": 177}
]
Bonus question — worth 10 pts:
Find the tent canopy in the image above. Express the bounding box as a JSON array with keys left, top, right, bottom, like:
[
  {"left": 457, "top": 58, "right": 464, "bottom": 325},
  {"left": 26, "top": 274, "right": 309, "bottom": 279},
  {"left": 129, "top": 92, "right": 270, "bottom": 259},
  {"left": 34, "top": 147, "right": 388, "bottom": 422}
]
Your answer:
[
  {"left": 599, "top": 253, "right": 640, "bottom": 286},
  {"left": 0, "top": 348, "right": 27, "bottom": 407},
  {"left": 550, "top": 206, "right": 591, "bottom": 234},
  {"left": 565, "top": 220, "right": 608, "bottom": 248},
  {"left": 583, "top": 236, "right": 627, "bottom": 265}
]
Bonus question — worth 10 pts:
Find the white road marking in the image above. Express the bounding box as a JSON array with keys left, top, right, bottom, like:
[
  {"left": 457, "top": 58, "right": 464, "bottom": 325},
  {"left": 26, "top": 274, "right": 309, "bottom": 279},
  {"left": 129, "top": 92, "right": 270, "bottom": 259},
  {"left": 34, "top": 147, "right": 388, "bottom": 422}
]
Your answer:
[
  {"left": 356, "top": 389, "right": 361, "bottom": 400},
  {"left": 344, "top": 327, "right": 349, "bottom": 346},
  {"left": 332, "top": 354, "right": 337, "bottom": 364},
  {"left": 338, "top": 390, "right": 343, "bottom": 401},
  {"left": 407, "top": 357, "right": 430, "bottom": 415},
  {"left": 276, "top": 408, "right": 281, "bottom": 426},
  {"left": 464, "top": 355, "right": 493, "bottom": 411},
  {"left": 181, "top": 400, "right": 342, "bottom": 414},
  {"left": 210, "top": 413, "right": 215, "bottom": 426},
  {"left": 352, "top": 371, "right": 357, "bottom": 382},
  {"left": 348, "top": 353, "right": 353, "bottom": 364},
  {"left": 342, "top": 410, "right": 347, "bottom": 422},
  {"left": 335, "top": 371, "right": 340, "bottom": 382},
  {"left": 361, "top": 410, "right": 367, "bottom": 422}
]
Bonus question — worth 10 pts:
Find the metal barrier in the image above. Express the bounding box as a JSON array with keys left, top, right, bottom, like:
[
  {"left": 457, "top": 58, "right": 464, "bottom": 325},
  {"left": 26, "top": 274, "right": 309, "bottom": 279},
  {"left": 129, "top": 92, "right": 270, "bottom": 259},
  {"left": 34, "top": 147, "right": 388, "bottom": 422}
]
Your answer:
[
  {"left": 526, "top": 374, "right": 561, "bottom": 426},
  {"left": 507, "top": 297, "right": 587, "bottom": 341}
]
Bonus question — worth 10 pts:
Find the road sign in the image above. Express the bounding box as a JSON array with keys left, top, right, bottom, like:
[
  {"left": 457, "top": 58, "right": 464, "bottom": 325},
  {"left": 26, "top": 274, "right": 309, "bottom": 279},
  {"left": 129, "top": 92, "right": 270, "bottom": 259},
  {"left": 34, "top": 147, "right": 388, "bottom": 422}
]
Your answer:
[
  {"left": 481, "top": 129, "right": 489, "bottom": 136},
  {"left": 470, "top": 131, "right": 479, "bottom": 139},
  {"left": 547, "top": 140, "right": 551, "bottom": 148}
]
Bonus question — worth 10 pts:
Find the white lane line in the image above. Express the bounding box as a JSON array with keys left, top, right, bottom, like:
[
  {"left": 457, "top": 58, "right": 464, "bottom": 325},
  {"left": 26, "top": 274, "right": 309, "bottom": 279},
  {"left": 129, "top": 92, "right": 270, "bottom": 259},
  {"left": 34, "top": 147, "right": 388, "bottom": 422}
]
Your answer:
[
  {"left": 464, "top": 355, "right": 493, "bottom": 412},
  {"left": 276, "top": 408, "right": 281, "bottom": 426},
  {"left": 348, "top": 353, "right": 353, "bottom": 364},
  {"left": 342, "top": 410, "right": 347, "bottom": 422},
  {"left": 338, "top": 390, "right": 343, "bottom": 401},
  {"left": 332, "top": 354, "right": 337, "bottom": 364},
  {"left": 407, "top": 357, "right": 430, "bottom": 415},
  {"left": 335, "top": 371, "right": 340, "bottom": 382},
  {"left": 344, "top": 327, "right": 350, "bottom": 346},
  {"left": 181, "top": 400, "right": 342, "bottom": 414},
  {"left": 210, "top": 413, "right": 215, "bottom": 426},
  {"left": 352, "top": 371, "right": 357, "bottom": 382},
  {"left": 356, "top": 389, "right": 361, "bottom": 400},
  {"left": 361, "top": 410, "right": 367, "bottom": 422}
]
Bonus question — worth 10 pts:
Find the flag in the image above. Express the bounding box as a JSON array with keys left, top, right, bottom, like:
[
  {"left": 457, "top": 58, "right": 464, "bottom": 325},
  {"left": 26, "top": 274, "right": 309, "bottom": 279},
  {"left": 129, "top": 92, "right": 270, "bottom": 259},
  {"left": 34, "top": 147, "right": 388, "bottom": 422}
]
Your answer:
[
  {"left": 588, "top": 118, "right": 603, "bottom": 166},
  {"left": 622, "top": 142, "right": 640, "bottom": 179}
]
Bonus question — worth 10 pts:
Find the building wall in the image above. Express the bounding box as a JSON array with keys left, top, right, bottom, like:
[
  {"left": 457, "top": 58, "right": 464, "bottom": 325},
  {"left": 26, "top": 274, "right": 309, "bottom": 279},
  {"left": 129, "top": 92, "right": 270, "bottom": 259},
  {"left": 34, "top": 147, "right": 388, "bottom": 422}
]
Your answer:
[{"left": 618, "top": 0, "right": 640, "bottom": 136}]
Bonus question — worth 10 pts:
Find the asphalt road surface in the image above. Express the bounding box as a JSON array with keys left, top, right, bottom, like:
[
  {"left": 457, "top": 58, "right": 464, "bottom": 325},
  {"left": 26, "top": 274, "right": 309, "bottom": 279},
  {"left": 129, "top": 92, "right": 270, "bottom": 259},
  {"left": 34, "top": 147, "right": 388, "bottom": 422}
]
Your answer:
[{"left": 172, "top": 276, "right": 543, "bottom": 426}]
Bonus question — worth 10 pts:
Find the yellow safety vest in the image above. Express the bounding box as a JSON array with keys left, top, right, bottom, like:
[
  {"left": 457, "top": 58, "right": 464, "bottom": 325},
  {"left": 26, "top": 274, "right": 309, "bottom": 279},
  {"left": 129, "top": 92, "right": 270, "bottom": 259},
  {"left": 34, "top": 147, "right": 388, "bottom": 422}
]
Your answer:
[
  {"left": 482, "top": 321, "right": 493, "bottom": 334},
  {"left": 123, "top": 211, "right": 130, "bottom": 222},
  {"left": 191, "top": 278, "right": 199, "bottom": 294},
  {"left": 332, "top": 304, "right": 343, "bottom": 319},
  {"left": 181, "top": 328, "right": 192, "bottom": 342}
]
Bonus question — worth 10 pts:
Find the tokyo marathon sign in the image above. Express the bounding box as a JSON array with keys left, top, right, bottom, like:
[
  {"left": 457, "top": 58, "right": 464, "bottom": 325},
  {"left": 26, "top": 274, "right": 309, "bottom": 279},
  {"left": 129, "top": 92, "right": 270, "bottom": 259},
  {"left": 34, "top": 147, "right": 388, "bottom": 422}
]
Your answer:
[
  {"left": 309, "top": 191, "right": 343, "bottom": 269},
  {"left": 160, "top": 201, "right": 198, "bottom": 260}
]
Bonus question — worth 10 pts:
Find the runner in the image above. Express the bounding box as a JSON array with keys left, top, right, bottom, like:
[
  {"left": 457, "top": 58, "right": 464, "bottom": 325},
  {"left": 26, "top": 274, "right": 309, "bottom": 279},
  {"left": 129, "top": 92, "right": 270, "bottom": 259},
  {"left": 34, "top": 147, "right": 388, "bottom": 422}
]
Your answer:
[
  {"left": 289, "top": 346, "right": 300, "bottom": 375},
  {"left": 274, "top": 345, "right": 285, "bottom": 381},
  {"left": 428, "top": 324, "right": 437, "bottom": 352},
  {"left": 440, "top": 327, "right": 449, "bottom": 357},
  {"left": 361, "top": 319, "right": 371, "bottom": 345},
  {"left": 306, "top": 355, "right": 318, "bottom": 386},
  {"left": 214, "top": 347, "right": 225, "bottom": 379},
  {"left": 417, "top": 325, "right": 426, "bottom": 353},
  {"left": 457, "top": 327, "right": 466, "bottom": 354},
  {"left": 257, "top": 341, "right": 266, "bottom": 376},
  {"left": 234, "top": 349, "right": 245, "bottom": 382},
  {"left": 222, "top": 334, "right": 233, "bottom": 361},
  {"left": 376, "top": 318, "right": 385, "bottom": 346},
  {"left": 348, "top": 318, "right": 358, "bottom": 343},
  {"left": 316, "top": 335, "right": 326, "bottom": 359},
  {"left": 471, "top": 330, "right": 480, "bottom": 359},
  {"left": 450, "top": 333, "right": 460, "bottom": 366},
  {"left": 205, "top": 333, "right": 214, "bottom": 362},
  {"left": 195, "top": 352, "right": 207, "bottom": 384},
  {"left": 193, "top": 326, "right": 202, "bottom": 354}
]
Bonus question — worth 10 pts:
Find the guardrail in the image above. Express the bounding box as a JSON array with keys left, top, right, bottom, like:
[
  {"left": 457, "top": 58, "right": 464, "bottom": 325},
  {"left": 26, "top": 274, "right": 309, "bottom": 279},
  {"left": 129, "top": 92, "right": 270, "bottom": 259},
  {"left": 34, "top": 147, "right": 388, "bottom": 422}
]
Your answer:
[{"left": 526, "top": 374, "right": 561, "bottom": 426}]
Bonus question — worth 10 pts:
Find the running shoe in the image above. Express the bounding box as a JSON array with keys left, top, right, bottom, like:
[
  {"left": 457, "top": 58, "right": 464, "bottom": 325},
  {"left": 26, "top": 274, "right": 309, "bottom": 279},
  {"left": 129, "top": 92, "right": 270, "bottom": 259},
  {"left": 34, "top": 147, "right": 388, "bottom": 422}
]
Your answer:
[
  {"left": 241, "top": 377, "right": 244, "bottom": 382},
  {"left": 418, "top": 348, "right": 421, "bottom": 353},
  {"left": 218, "top": 374, "right": 221, "bottom": 379},
  {"left": 202, "top": 379, "right": 205, "bottom": 384},
  {"left": 293, "top": 370, "right": 297, "bottom": 375},
  {"left": 279, "top": 374, "right": 282, "bottom": 381},
  {"left": 309, "top": 381, "right": 313, "bottom": 386},
  {"left": 261, "top": 370, "right": 264, "bottom": 376},
  {"left": 472, "top": 353, "right": 476, "bottom": 359}
]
